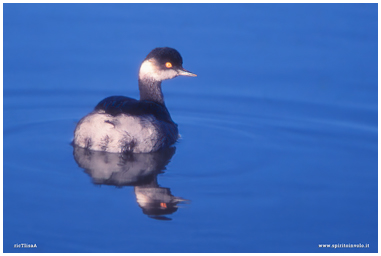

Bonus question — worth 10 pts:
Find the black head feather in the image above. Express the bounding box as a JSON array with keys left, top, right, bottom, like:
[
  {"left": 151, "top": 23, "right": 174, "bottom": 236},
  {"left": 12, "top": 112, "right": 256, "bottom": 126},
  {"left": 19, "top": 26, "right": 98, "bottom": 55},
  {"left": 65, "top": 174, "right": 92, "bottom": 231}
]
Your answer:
[{"left": 145, "top": 47, "right": 183, "bottom": 69}]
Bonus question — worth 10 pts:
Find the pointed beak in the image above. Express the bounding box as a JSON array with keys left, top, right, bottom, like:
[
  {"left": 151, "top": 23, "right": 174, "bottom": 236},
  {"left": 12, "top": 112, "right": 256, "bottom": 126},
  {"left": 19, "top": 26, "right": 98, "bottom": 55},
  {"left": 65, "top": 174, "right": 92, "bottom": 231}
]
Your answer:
[{"left": 177, "top": 67, "right": 197, "bottom": 77}]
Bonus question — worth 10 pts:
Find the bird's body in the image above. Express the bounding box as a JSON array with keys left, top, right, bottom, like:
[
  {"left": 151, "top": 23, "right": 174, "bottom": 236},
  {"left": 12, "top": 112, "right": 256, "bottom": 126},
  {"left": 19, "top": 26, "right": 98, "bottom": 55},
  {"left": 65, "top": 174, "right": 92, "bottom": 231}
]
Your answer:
[{"left": 73, "top": 47, "right": 196, "bottom": 154}]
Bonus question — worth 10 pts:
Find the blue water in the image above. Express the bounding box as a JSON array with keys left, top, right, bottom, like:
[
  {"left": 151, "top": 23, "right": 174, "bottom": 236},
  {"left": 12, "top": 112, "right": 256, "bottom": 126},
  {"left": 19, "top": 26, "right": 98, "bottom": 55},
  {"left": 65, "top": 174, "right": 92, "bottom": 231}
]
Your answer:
[{"left": 3, "top": 3, "right": 378, "bottom": 253}]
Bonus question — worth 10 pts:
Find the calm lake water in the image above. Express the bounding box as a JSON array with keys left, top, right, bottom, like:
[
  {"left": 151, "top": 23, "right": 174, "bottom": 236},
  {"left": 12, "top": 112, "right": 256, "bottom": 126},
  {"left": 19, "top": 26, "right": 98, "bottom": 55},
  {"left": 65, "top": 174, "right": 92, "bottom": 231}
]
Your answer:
[{"left": 3, "top": 3, "right": 378, "bottom": 253}]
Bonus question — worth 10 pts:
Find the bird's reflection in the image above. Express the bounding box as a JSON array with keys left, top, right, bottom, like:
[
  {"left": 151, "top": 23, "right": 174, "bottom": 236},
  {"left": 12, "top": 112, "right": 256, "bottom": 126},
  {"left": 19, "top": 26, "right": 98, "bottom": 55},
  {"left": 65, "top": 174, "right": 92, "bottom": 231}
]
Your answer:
[{"left": 73, "top": 146, "right": 188, "bottom": 220}]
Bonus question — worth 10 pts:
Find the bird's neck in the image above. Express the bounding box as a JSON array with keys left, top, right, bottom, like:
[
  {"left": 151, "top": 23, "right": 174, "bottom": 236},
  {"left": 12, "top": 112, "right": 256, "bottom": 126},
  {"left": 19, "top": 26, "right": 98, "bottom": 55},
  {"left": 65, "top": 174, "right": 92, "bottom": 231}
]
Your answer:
[{"left": 138, "top": 77, "right": 164, "bottom": 105}]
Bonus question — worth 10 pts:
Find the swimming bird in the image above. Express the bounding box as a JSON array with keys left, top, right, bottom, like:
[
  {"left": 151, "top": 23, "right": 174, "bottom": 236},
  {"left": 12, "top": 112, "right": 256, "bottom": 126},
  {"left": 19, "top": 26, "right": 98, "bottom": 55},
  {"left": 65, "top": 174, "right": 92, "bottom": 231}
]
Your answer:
[{"left": 73, "top": 47, "right": 196, "bottom": 153}]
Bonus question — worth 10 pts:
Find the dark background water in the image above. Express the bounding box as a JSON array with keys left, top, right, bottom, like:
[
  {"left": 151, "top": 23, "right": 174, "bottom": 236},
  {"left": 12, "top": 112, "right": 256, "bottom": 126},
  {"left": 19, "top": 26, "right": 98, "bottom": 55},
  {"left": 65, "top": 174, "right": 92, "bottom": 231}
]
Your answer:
[{"left": 3, "top": 3, "right": 378, "bottom": 253}]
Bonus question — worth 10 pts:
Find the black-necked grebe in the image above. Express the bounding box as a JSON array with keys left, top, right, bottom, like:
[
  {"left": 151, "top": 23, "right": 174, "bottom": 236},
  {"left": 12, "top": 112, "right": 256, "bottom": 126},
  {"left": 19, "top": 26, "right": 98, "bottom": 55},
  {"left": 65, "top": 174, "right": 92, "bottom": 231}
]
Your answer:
[{"left": 73, "top": 47, "right": 196, "bottom": 153}]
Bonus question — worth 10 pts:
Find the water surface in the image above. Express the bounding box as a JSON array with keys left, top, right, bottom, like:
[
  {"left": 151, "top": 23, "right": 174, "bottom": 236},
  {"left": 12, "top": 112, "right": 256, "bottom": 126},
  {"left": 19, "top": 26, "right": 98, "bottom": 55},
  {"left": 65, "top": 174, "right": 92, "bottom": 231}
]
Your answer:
[{"left": 4, "top": 3, "right": 377, "bottom": 253}]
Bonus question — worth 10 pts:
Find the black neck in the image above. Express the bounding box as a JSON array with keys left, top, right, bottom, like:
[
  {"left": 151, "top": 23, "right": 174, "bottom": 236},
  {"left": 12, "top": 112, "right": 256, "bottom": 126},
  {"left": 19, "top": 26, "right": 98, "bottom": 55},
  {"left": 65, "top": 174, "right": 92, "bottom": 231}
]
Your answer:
[{"left": 138, "top": 78, "right": 164, "bottom": 105}]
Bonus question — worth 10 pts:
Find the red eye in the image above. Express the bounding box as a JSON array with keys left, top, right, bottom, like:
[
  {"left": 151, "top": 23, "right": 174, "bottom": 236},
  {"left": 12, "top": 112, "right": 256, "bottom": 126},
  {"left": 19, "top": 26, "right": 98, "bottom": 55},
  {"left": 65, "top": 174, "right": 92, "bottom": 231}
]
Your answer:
[{"left": 165, "top": 62, "right": 172, "bottom": 68}]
